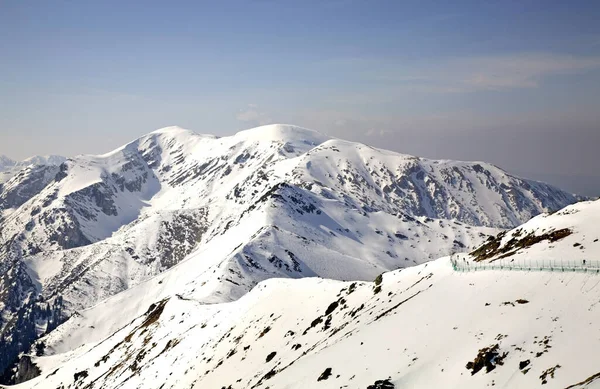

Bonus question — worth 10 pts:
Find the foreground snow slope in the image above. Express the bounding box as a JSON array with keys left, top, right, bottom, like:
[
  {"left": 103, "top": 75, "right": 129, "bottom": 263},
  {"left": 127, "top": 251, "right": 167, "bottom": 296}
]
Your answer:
[
  {"left": 467, "top": 197, "right": 600, "bottom": 265},
  {"left": 14, "top": 200, "right": 600, "bottom": 389}
]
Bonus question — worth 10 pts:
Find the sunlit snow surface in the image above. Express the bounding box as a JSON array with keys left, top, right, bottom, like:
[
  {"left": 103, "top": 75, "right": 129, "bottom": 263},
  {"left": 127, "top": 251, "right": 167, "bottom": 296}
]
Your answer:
[
  {"left": 0, "top": 124, "right": 587, "bottom": 388},
  {"left": 16, "top": 199, "right": 600, "bottom": 389}
]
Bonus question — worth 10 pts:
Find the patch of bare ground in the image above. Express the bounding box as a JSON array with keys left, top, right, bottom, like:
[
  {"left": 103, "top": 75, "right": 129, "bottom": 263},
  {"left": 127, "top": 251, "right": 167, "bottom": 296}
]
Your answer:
[
  {"left": 465, "top": 344, "right": 508, "bottom": 375},
  {"left": 471, "top": 229, "right": 572, "bottom": 261}
]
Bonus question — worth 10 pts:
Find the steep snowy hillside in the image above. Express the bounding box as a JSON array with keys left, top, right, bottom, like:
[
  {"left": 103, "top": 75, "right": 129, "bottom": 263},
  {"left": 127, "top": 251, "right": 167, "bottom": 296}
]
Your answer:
[
  {"left": 12, "top": 199, "right": 600, "bottom": 389},
  {"left": 0, "top": 125, "right": 581, "bottom": 382},
  {"left": 468, "top": 198, "right": 599, "bottom": 264}
]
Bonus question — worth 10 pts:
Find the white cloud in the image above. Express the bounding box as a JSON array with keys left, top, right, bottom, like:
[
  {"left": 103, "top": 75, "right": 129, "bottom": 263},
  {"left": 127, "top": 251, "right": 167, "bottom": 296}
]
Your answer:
[
  {"left": 356, "top": 52, "right": 600, "bottom": 93},
  {"left": 453, "top": 53, "right": 600, "bottom": 91},
  {"left": 365, "top": 128, "right": 391, "bottom": 137},
  {"left": 236, "top": 105, "right": 272, "bottom": 126}
]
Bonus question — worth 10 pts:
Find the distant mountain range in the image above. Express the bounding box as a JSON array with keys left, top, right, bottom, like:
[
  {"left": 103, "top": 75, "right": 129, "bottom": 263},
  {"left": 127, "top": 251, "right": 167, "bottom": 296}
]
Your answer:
[
  {"left": 0, "top": 125, "right": 585, "bottom": 387},
  {"left": 0, "top": 155, "right": 66, "bottom": 184},
  {"left": 0, "top": 154, "right": 66, "bottom": 170}
]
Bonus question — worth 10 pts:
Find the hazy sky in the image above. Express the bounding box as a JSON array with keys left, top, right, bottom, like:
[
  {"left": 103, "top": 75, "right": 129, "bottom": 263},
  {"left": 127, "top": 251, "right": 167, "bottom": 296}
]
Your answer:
[{"left": 1, "top": 0, "right": 599, "bottom": 195}]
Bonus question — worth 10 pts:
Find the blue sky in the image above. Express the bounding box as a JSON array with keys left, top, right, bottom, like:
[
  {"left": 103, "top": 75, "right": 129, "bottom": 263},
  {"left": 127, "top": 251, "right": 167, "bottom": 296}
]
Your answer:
[{"left": 1, "top": 0, "right": 600, "bottom": 194}]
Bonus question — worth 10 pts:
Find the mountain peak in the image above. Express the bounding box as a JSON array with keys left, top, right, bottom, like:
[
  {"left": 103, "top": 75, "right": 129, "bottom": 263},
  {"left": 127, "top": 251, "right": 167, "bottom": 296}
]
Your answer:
[
  {"left": 233, "top": 124, "right": 332, "bottom": 145},
  {"left": 144, "top": 126, "right": 218, "bottom": 142},
  {"left": 150, "top": 125, "right": 193, "bottom": 135},
  {"left": 0, "top": 154, "right": 16, "bottom": 167},
  {"left": 19, "top": 155, "right": 66, "bottom": 166},
  {"left": 0, "top": 154, "right": 65, "bottom": 176}
]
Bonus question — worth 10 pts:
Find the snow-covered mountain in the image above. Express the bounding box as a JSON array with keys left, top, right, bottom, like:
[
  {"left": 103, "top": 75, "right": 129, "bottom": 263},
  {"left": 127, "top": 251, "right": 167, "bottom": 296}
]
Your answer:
[
  {"left": 0, "top": 156, "right": 16, "bottom": 171},
  {"left": 11, "top": 199, "right": 600, "bottom": 389},
  {"left": 0, "top": 155, "right": 66, "bottom": 185},
  {"left": 15, "top": 156, "right": 66, "bottom": 168},
  {"left": 0, "top": 155, "right": 65, "bottom": 171},
  {"left": 0, "top": 125, "right": 581, "bottom": 384}
]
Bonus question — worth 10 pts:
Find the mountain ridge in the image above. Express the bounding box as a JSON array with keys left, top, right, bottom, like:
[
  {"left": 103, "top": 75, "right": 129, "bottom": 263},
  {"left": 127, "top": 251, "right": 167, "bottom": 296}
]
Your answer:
[
  {"left": 12, "top": 199, "right": 600, "bottom": 389},
  {"left": 0, "top": 124, "right": 584, "bottom": 384}
]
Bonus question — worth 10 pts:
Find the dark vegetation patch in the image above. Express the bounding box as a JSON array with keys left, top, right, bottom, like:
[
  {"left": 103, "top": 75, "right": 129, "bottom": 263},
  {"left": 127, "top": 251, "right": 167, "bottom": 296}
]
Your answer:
[
  {"left": 258, "top": 326, "right": 271, "bottom": 339},
  {"left": 465, "top": 344, "right": 508, "bottom": 375},
  {"left": 303, "top": 316, "right": 323, "bottom": 335},
  {"left": 374, "top": 274, "right": 383, "bottom": 286},
  {"left": 140, "top": 299, "right": 168, "bottom": 328},
  {"left": 73, "top": 370, "right": 88, "bottom": 381},
  {"left": 265, "top": 352, "right": 277, "bottom": 363},
  {"left": 373, "top": 274, "right": 384, "bottom": 294},
  {"left": 317, "top": 368, "right": 332, "bottom": 381},
  {"left": 367, "top": 378, "right": 395, "bottom": 388},
  {"left": 533, "top": 336, "right": 552, "bottom": 357},
  {"left": 502, "top": 299, "right": 529, "bottom": 307},
  {"left": 470, "top": 229, "right": 572, "bottom": 261},
  {"left": 261, "top": 369, "right": 277, "bottom": 382},
  {"left": 539, "top": 365, "right": 561, "bottom": 385},
  {"left": 347, "top": 282, "right": 357, "bottom": 295},
  {"left": 325, "top": 301, "right": 339, "bottom": 316},
  {"left": 348, "top": 303, "right": 364, "bottom": 318},
  {"left": 453, "top": 240, "right": 465, "bottom": 248}
]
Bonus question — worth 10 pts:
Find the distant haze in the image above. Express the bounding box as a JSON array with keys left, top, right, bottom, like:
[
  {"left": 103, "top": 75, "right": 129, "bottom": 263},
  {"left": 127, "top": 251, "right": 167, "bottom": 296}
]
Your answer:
[{"left": 1, "top": 1, "right": 599, "bottom": 196}]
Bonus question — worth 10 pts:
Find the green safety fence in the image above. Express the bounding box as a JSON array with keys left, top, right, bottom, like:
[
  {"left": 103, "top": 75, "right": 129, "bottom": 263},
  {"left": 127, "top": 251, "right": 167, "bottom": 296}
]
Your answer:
[{"left": 450, "top": 257, "right": 600, "bottom": 274}]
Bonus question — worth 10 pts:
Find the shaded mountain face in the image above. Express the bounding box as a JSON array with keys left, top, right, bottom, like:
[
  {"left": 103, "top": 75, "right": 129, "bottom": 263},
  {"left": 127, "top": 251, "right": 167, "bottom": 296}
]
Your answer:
[
  {"left": 0, "top": 125, "right": 581, "bottom": 382},
  {"left": 15, "top": 199, "right": 600, "bottom": 389}
]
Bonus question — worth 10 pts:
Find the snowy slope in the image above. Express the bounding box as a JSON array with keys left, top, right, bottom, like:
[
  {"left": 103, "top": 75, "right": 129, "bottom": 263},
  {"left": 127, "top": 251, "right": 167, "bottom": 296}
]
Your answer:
[
  {"left": 467, "top": 198, "right": 600, "bottom": 264},
  {"left": 0, "top": 155, "right": 67, "bottom": 222},
  {"left": 12, "top": 199, "right": 600, "bottom": 389},
  {"left": 0, "top": 124, "right": 582, "bottom": 383}
]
